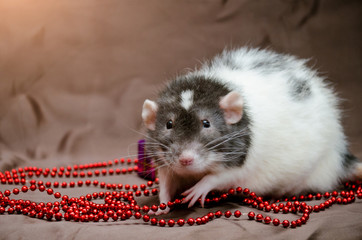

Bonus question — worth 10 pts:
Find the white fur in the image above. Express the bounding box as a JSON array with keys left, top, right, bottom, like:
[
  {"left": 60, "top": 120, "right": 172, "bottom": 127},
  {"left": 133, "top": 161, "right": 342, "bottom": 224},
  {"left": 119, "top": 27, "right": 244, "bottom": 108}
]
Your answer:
[
  {"left": 152, "top": 48, "right": 358, "bottom": 211},
  {"left": 180, "top": 90, "right": 194, "bottom": 110},
  {"left": 184, "top": 47, "right": 349, "bottom": 196}
]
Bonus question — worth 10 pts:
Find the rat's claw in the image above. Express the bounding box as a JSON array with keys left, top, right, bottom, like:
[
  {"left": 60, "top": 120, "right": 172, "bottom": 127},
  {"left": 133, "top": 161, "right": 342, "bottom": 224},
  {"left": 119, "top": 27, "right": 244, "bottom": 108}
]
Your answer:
[
  {"left": 182, "top": 188, "right": 208, "bottom": 208},
  {"left": 155, "top": 207, "right": 170, "bottom": 215},
  {"left": 182, "top": 175, "right": 216, "bottom": 208},
  {"left": 149, "top": 207, "right": 170, "bottom": 215},
  {"left": 181, "top": 188, "right": 193, "bottom": 196}
]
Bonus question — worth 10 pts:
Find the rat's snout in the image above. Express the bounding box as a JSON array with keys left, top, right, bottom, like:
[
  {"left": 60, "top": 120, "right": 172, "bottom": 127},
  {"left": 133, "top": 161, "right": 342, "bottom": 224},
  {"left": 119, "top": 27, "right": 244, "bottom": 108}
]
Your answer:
[
  {"left": 179, "top": 157, "right": 194, "bottom": 166},
  {"left": 178, "top": 150, "right": 195, "bottom": 166}
]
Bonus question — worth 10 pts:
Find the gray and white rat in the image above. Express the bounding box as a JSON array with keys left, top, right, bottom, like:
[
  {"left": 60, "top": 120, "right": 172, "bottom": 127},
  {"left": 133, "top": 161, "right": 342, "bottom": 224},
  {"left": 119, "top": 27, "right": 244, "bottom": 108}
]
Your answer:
[{"left": 141, "top": 47, "right": 362, "bottom": 215}]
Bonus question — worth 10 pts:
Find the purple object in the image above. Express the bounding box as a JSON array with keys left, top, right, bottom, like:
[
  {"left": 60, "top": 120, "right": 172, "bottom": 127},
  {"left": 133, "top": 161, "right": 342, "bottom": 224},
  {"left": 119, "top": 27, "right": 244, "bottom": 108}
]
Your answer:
[{"left": 137, "top": 139, "right": 156, "bottom": 180}]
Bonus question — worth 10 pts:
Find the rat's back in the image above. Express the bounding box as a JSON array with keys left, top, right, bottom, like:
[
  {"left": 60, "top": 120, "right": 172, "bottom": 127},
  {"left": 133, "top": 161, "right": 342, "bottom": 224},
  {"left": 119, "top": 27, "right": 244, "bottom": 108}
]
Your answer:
[{"left": 188, "top": 47, "right": 353, "bottom": 195}]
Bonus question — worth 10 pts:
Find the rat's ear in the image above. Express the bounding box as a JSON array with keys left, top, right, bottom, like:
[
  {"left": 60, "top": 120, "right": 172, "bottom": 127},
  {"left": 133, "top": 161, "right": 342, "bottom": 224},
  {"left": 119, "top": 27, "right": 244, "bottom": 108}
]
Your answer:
[
  {"left": 219, "top": 91, "right": 244, "bottom": 125},
  {"left": 142, "top": 99, "right": 158, "bottom": 130}
]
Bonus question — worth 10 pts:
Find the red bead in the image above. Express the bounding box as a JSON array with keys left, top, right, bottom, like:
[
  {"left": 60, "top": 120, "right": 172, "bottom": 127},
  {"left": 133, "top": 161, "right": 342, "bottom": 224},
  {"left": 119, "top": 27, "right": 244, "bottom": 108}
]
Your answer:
[
  {"left": 134, "top": 212, "right": 142, "bottom": 219},
  {"left": 142, "top": 215, "right": 150, "bottom": 222},
  {"left": 168, "top": 219, "right": 175, "bottom": 227},
  {"left": 37, "top": 212, "right": 44, "bottom": 219},
  {"left": 265, "top": 205, "right": 272, "bottom": 212},
  {"left": 13, "top": 188, "right": 20, "bottom": 195},
  {"left": 151, "top": 205, "right": 158, "bottom": 212},
  {"left": 319, "top": 203, "right": 325, "bottom": 210},
  {"left": 250, "top": 192, "right": 256, "bottom": 199},
  {"left": 215, "top": 210, "right": 222, "bottom": 218},
  {"left": 156, "top": 219, "right": 164, "bottom": 227},
  {"left": 21, "top": 186, "right": 28, "bottom": 193},
  {"left": 8, "top": 207, "right": 14, "bottom": 214},
  {"left": 54, "top": 192, "right": 61, "bottom": 199},
  {"left": 291, "top": 220, "right": 297, "bottom": 228},
  {"left": 282, "top": 220, "right": 290, "bottom": 228},
  {"left": 272, "top": 218, "right": 280, "bottom": 226},
  {"left": 264, "top": 216, "right": 271, "bottom": 224},
  {"left": 167, "top": 201, "right": 174, "bottom": 209},
  {"left": 357, "top": 193, "right": 362, "bottom": 199},
  {"left": 273, "top": 206, "right": 280, "bottom": 213},
  {"left": 142, "top": 206, "right": 149, "bottom": 213},
  {"left": 307, "top": 194, "right": 313, "bottom": 200},
  {"left": 282, "top": 206, "right": 289, "bottom": 214},
  {"left": 228, "top": 188, "right": 235, "bottom": 195},
  {"left": 258, "top": 203, "right": 264, "bottom": 210},
  {"left": 159, "top": 203, "right": 167, "bottom": 210},
  {"left": 224, "top": 211, "right": 232, "bottom": 218},
  {"left": 248, "top": 212, "right": 255, "bottom": 220},
  {"left": 195, "top": 217, "right": 202, "bottom": 225},
  {"left": 110, "top": 214, "right": 118, "bottom": 221},
  {"left": 55, "top": 212, "right": 62, "bottom": 221},
  {"left": 177, "top": 218, "right": 185, "bottom": 226},
  {"left": 313, "top": 205, "right": 320, "bottom": 212},
  {"left": 234, "top": 210, "right": 242, "bottom": 218},
  {"left": 243, "top": 188, "right": 250, "bottom": 195},
  {"left": 150, "top": 218, "right": 158, "bottom": 225},
  {"left": 256, "top": 214, "right": 263, "bottom": 222},
  {"left": 103, "top": 214, "right": 109, "bottom": 222},
  {"left": 296, "top": 219, "right": 302, "bottom": 226},
  {"left": 46, "top": 211, "right": 54, "bottom": 220},
  {"left": 187, "top": 218, "right": 195, "bottom": 226}
]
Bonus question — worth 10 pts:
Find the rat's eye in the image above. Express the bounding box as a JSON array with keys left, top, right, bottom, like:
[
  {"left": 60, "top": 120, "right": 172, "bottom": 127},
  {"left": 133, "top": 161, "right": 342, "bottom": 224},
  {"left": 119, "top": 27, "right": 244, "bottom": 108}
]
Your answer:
[
  {"left": 166, "top": 120, "right": 173, "bottom": 129},
  {"left": 202, "top": 119, "right": 210, "bottom": 128}
]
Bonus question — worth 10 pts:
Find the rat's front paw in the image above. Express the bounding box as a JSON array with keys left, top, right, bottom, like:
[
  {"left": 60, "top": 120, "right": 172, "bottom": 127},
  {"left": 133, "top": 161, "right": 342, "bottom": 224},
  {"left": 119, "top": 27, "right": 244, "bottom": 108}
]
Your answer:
[
  {"left": 182, "top": 175, "right": 215, "bottom": 208},
  {"left": 155, "top": 207, "right": 170, "bottom": 215},
  {"left": 148, "top": 205, "right": 170, "bottom": 215}
]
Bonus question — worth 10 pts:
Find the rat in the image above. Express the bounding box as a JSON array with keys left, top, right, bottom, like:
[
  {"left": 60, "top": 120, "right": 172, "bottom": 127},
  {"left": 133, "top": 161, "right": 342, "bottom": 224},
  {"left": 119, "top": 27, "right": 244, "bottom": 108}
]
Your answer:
[{"left": 141, "top": 47, "right": 362, "bottom": 215}]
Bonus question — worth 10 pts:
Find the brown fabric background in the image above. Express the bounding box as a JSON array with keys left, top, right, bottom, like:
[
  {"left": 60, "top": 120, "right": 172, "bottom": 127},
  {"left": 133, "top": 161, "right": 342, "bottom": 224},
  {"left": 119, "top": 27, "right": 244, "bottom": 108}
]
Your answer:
[{"left": 0, "top": 1, "right": 361, "bottom": 239}]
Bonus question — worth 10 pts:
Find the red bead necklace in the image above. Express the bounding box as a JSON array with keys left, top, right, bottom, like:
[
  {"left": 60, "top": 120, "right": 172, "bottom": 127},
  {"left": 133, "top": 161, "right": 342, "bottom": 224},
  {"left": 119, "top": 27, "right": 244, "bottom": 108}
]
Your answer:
[{"left": 0, "top": 158, "right": 361, "bottom": 228}]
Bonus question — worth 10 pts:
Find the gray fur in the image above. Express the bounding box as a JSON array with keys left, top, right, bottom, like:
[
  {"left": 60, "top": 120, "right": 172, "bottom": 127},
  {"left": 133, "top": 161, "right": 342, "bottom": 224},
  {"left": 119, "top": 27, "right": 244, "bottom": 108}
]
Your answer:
[
  {"left": 147, "top": 76, "right": 251, "bottom": 168},
  {"left": 289, "top": 77, "right": 312, "bottom": 100}
]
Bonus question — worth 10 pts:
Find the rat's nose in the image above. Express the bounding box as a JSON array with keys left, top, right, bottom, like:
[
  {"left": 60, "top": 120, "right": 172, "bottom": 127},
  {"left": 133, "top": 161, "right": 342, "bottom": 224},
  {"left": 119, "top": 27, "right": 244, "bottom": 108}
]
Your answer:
[{"left": 179, "top": 157, "right": 194, "bottom": 166}]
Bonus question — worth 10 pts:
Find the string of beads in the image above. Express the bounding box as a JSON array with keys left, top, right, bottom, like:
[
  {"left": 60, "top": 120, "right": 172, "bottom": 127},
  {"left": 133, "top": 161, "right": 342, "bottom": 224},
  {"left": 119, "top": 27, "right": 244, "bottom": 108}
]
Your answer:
[{"left": 0, "top": 158, "right": 361, "bottom": 227}]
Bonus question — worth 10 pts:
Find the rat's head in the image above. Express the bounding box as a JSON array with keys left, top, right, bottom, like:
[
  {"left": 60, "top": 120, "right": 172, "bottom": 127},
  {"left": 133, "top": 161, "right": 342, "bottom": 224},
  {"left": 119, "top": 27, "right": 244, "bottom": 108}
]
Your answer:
[{"left": 142, "top": 76, "right": 250, "bottom": 176}]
